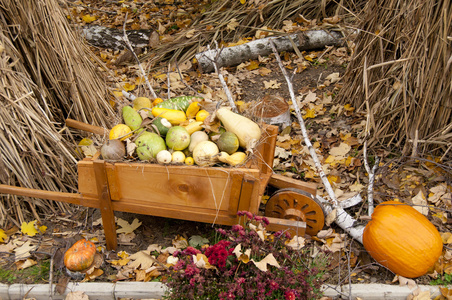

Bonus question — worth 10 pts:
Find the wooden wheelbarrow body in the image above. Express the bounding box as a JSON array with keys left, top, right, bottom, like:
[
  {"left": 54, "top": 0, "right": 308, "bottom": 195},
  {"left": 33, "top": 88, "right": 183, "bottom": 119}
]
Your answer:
[{"left": 0, "top": 120, "right": 317, "bottom": 250}]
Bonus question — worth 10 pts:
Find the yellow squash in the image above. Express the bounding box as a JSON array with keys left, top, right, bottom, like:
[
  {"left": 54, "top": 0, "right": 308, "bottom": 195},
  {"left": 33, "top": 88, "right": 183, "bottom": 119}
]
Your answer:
[{"left": 151, "top": 107, "right": 187, "bottom": 125}]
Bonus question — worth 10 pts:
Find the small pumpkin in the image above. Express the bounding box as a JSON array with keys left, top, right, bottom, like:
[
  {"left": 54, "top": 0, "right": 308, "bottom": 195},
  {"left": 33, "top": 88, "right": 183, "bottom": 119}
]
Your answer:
[
  {"left": 64, "top": 239, "right": 96, "bottom": 272},
  {"left": 363, "top": 201, "right": 443, "bottom": 278}
]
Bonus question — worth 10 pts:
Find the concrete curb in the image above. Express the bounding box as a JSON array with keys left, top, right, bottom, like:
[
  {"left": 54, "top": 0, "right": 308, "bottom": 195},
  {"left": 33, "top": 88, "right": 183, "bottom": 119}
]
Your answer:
[{"left": 0, "top": 282, "right": 443, "bottom": 299}]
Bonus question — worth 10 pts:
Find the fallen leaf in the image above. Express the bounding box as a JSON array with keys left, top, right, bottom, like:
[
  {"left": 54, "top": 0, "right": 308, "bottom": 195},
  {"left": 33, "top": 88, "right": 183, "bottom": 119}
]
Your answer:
[
  {"left": 303, "top": 108, "right": 316, "bottom": 119},
  {"left": 286, "top": 236, "right": 305, "bottom": 250},
  {"left": 193, "top": 253, "right": 214, "bottom": 269},
  {"left": 14, "top": 240, "right": 36, "bottom": 261},
  {"left": 16, "top": 258, "right": 37, "bottom": 270},
  {"left": 252, "top": 253, "right": 280, "bottom": 272},
  {"left": 148, "top": 31, "right": 160, "bottom": 48},
  {"left": 396, "top": 275, "right": 417, "bottom": 289},
  {"left": 0, "top": 229, "right": 6, "bottom": 242},
  {"left": 82, "top": 15, "right": 96, "bottom": 24},
  {"left": 263, "top": 80, "right": 281, "bottom": 89},
  {"left": 411, "top": 191, "right": 428, "bottom": 215},
  {"left": 65, "top": 291, "right": 89, "bottom": 300},
  {"left": 246, "top": 60, "right": 260, "bottom": 71},
  {"left": 185, "top": 29, "right": 196, "bottom": 39},
  {"left": 258, "top": 67, "right": 272, "bottom": 76},
  {"left": 21, "top": 220, "right": 38, "bottom": 237},
  {"left": 127, "top": 251, "right": 156, "bottom": 270},
  {"left": 166, "top": 255, "right": 179, "bottom": 266},
  {"left": 329, "top": 143, "right": 351, "bottom": 158},
  {"left": 189, "top": 235, "right": 209, "bottom": 248},
  {"left": 227, "top": 18, "right": 239, "bottom": 31},
  {"left": 172, "top": 235, "right": 188, "bottom": 249},
  {"left": 233, "top": 244, "right": 251, "bottom": 264},
  {"left": 116, "top": 218, "right": 142, "bottom": 234},
  {"left": 325, "top": 208, "right": 337, "bottom": 226}
]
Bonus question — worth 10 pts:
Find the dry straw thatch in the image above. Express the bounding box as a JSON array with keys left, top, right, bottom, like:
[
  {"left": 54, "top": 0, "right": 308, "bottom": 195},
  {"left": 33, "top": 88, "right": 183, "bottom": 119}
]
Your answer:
[
  {"left": 0, "top": 0, "right": 115, "bottom": 226},
  {"left": 337, "top": 0, "right": 452, "bottom": 159},
  {"left": 144, "top": 0, "right": 365, "bottom": 68}
]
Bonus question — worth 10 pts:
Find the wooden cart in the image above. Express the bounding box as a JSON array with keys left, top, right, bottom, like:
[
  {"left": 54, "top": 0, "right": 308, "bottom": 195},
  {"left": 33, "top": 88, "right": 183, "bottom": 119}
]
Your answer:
[{"left": 0, "top": 120, "right": 325, "bottom": 250}]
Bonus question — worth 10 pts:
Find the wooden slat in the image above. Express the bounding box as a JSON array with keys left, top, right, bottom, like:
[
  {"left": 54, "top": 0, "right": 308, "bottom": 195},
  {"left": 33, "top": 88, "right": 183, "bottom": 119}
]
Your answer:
[
  {"left": 237, "top": 177, "right": 257, "bottom": 213},
  {"left": 93, "top": 161, "right": 117, "bottom": 251},
  {"left": 268, "top": 174, "right": 317, "bottom": 196},
  {"left": 0, "top": 184, "right": 99, "bottom": 208},
  {"left": 265, "top": 217, "right": 306, "bottom": 236}
]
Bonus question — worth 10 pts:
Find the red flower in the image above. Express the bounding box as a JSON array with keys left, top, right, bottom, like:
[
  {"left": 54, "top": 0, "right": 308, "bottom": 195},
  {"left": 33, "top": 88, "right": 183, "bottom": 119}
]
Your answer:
[{"left": 285, "top": 290, "right": 296, "bottom": 300}]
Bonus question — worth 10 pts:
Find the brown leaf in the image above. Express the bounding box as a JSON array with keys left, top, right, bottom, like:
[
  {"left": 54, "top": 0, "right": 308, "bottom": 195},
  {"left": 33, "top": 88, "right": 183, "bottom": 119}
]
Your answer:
[
  {"left": 148, "top": 31, "right": 160, "bottom": 48},
  {"left": 55, "top": 276, "right": 70, "bottom": 295}
]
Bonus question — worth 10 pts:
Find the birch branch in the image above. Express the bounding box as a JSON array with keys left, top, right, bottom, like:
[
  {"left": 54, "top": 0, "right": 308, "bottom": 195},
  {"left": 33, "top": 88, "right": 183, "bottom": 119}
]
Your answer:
[
  {"left": 196, "top": 30, "right": 343, "bottom": 73},
  {"left": 269, "top": 39, "right": 365, "bottom": 243},
  {"left": 206, "top": 43, "right": 237, "bottom": 112},
  {"left": 122, "top": 13, "right": 157, "bottom": 99}
]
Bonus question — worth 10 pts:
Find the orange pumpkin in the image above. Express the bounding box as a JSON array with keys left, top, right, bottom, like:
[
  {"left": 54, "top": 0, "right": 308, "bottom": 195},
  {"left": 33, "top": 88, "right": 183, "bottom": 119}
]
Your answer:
[
  {"left": 64, "top": 239, "right": 96, "bottom": 272},
  {"left": 363, "top": 201, "right": 443, "bottom": 278}
]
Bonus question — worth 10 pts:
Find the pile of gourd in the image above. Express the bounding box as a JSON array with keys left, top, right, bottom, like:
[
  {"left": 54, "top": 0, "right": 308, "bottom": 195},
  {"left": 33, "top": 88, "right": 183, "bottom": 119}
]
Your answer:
[{"left": 98, "top": 96, "right": 262, "bottom": 167}]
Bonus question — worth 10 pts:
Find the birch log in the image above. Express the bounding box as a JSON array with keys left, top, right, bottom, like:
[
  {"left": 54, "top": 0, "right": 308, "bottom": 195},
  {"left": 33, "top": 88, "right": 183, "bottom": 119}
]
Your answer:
[{"left": 196, "top": 30, "right": 343, "bottom": 73}]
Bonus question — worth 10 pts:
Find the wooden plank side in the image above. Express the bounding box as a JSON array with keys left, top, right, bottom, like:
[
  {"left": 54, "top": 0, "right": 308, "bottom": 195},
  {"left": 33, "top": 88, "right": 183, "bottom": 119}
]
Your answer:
[
  {"left": 106, "top": 163, "right": 260, "bottom": 213},
  {"left": 78, "top": 160, "right": 98, "bottom": 197},
  {"left": 268, "top": 174, "right": 317, "bottom": 196}
]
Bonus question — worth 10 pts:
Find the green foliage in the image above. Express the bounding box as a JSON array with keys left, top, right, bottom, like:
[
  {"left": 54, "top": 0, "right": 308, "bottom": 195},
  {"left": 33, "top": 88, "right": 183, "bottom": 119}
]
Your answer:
[
  {"left": 430, "top": 273, "right": 452, "bottom": 286},
  {"left": 0, "top": 260, "right": 53, "bottom": 284}
]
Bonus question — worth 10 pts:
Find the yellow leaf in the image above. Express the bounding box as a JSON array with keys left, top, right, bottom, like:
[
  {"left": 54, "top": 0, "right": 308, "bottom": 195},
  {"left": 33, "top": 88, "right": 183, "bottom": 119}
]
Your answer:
[
  {"left": 303, "top": 108, "right": 316, "bottom": 119},
  {"left": 135, "top": 77, "right": 146, "bottom": 85},
  {"left": 246, "top": 60, "right": 259, "bottom": 71},
  {"left": 21, "top": 220, "right": 38, "bottom": 237},
  {"left": 38, "top": 225, "right": 47, "bottom": 234},
  {"left": 240, "top": 0, "right": 246, "bottom": 4},
  {"left": 123, "top": 82, "right": 136, "bottom": 92},
  {"left": 82, "top": 15, "right": 96, "bottom": 24},
  {"left": 118, "top": 251, "right": 129, "bottom": 259},
  {"left": 113, "top": 90, "right": 123, "bottom": 98},
  {"left": 0, "top": 229, "right": 6, "bottom": 242},
  {"left": 344, "top": 104, "right": 355, "bottom": 112},
  {"left": 261, "top": 195, "right": 270, "bottom": 205},
  {"left": 110, "top": 258, "right": 130, "bottom": 266}
]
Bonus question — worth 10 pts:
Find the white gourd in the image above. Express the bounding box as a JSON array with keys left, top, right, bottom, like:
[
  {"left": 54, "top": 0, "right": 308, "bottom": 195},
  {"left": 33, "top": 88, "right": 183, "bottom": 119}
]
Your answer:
[{"left": 215, "top": 108, "right": 262, "bottom": 152}]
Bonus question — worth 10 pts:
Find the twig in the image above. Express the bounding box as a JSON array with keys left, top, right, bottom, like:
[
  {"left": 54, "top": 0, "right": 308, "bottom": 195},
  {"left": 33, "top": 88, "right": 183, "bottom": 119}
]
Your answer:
[
  {"left": 175, "top": 60, "right": 204, "bottom": 96},
  {"left": 122, "top": 13, "right": 157, "bottom": 99},
  {"left": 167, "top": 64, "right": 171, "bottom": 99},
  {"left": 49, "top": 250, "right": 55, "bottom": 300},
  {"left": 206, "top": 42, "right": 237, "bottom": 112},
  {"left": 269, "top": 38, "right": 365, "bottom": 243},
  {"left": 363, "top": 140, "right": 379, "bottom": 216},
  {"left": 269, "top": 39, "right": 337, "bottom": 207},
  {"left": 363, "top": 56, "right": 379, "bottom": 216}
]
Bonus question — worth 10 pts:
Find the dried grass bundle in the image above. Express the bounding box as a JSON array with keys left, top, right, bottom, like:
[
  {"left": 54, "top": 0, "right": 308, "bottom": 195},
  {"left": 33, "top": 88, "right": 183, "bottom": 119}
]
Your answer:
[
  {"left": 145, "top": 0, "right": 366, "bottom": 68},
  {"left": 0, "top": 0, "right": 115, "bottom": 226},
  {"left": 338, "top": 0, "right": 452, "bottom": 158}
]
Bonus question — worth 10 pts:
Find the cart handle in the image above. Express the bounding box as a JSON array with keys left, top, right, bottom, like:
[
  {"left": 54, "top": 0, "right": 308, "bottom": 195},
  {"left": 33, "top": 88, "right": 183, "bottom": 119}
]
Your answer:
[{"left": 66, "top": 118, "right": 108, "bottom": 135}]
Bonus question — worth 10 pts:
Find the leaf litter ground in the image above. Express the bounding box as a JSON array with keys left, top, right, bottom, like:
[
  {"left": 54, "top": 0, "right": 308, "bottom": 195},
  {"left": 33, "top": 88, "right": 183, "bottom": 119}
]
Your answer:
[{"left": 1, "top": 0, "right": 451, "bottom": 298}]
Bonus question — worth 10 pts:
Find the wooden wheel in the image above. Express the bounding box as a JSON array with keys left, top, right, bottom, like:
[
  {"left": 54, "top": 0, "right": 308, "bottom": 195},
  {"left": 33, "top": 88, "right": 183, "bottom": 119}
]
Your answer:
[{"left": 265, "top": 188, "right": 325, "bottom": 236}]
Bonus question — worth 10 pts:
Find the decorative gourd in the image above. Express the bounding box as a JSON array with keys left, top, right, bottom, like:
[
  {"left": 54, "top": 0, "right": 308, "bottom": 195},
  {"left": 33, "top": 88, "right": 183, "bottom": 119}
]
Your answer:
[
  {"left": 64, "top": 239, "right": 96, "bottom": 272},
  {"left": 215, "top": 108, "right": 261, "bottom": 152},
  {"left": 363, "top": 201, "right": 443, "bottom": 278}
]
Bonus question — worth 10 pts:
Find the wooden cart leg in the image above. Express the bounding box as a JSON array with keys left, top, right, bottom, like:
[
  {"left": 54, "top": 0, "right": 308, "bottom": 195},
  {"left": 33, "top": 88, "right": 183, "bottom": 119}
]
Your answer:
[{"left": 93, "top": 160, "right": 117, "bottom": 251}]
